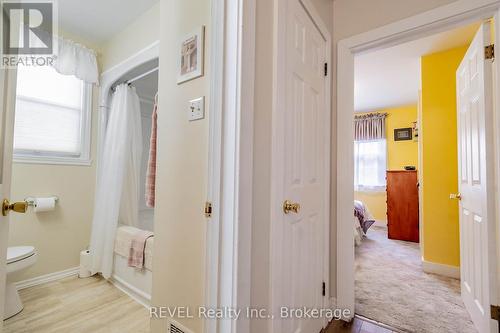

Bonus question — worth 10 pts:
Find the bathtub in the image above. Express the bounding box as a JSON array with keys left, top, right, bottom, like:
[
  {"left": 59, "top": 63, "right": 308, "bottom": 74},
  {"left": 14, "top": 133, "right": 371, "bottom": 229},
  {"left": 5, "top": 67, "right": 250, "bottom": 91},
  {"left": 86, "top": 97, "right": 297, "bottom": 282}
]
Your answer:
[{"left": 112, "top": 224, "right": 153, "bottom": 308}]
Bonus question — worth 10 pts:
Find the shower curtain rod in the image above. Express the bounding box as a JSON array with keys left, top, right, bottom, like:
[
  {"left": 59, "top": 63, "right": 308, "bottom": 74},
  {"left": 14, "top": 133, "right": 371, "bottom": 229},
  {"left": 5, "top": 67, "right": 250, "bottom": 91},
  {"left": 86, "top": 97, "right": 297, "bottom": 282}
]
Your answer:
[
  {"left": 112, "top": 66, "right": 159, "bottom": 91},
  {"left": 126, "top": 66, "right": 159, "bottom": 85}
]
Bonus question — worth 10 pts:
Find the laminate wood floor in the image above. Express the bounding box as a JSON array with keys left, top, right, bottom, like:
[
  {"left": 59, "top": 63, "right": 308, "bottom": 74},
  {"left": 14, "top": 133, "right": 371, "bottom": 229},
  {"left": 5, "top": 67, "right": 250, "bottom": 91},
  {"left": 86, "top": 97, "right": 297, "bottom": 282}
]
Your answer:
[{"left": 3, "top": 276, "right": 150, "bottom": 333}]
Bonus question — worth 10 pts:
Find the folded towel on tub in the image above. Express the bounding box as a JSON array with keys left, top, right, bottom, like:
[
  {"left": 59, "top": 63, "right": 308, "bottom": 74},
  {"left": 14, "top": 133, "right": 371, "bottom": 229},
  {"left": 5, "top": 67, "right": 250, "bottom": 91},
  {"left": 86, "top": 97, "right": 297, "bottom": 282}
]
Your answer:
[{"left": 128, "top": 230, "right": 154, "bottom": 269}]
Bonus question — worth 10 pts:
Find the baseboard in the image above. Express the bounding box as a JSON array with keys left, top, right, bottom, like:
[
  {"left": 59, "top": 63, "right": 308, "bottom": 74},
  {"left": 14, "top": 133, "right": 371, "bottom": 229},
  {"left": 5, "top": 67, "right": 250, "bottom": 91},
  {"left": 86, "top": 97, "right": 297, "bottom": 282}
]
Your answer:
[
  {"left": 15, "top": 266, "right": 80, "bottom": 290},
  {"left": 422, "top": 260, "right": 460, "bottom": 279},
  {"left": 110, "top": 274, "right": 151, "bottom": 309}
]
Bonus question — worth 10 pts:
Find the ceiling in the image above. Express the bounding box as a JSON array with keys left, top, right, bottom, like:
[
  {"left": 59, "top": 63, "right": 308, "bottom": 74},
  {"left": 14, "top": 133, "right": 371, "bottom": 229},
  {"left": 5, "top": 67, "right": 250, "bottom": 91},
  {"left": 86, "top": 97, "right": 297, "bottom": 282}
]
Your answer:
[
  {"left": 354, "top": 22, "right": 480, "bottom": 112},
  {"left": 58, "top": 0, "right": 158, "bottom": 45}
]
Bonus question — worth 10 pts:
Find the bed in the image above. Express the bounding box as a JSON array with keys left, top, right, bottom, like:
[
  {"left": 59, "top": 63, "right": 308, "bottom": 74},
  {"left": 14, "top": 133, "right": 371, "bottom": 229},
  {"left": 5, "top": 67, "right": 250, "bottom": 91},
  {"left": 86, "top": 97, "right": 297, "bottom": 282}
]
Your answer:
[{"left": 353, "top": 200, "right": 376, "bottom": 246}]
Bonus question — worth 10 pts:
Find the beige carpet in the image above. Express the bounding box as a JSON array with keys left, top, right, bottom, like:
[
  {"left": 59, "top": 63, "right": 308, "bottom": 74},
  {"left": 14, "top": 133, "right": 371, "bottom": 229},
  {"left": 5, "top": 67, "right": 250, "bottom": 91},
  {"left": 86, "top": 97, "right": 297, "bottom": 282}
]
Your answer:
[{"left": 355, "top": 225, "right": 477, "bottom": 333}]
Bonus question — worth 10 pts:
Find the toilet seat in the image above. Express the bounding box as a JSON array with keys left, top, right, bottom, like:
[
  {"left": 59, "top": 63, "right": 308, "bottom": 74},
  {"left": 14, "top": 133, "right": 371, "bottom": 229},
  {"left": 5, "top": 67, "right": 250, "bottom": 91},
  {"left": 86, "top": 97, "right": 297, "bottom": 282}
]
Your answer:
[{"left": 7, "top": 246, "right": 35, "bottom": 264}]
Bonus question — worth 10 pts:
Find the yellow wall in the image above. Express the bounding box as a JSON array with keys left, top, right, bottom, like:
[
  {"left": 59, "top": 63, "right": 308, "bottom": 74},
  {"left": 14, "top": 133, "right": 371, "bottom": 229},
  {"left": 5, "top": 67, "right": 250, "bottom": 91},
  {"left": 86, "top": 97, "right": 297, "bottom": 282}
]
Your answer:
[
  {"left": 386, "top": 106, "right": 419, "bottom": 170},
  {"left": 151, "top": 0, "right": 209, "bottom": 332},
  {"left": 8, "top": 33, "right": 101, "bottom": 281},
  {"left": 354, "top": 105, "right": 418, "bottom": 220},
  {"left": 354, "top": 192, "right": 387, "bottom": 220},
  {"left": 420, "top": 46, "right": 468, "bottom": 268}
]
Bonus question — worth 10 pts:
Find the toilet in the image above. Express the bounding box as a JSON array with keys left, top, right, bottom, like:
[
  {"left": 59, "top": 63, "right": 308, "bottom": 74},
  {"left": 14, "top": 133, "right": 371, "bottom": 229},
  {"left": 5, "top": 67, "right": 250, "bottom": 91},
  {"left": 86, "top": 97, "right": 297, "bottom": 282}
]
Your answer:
[{"left": 4, "top": 246, "right": 37, "bottom": 320}]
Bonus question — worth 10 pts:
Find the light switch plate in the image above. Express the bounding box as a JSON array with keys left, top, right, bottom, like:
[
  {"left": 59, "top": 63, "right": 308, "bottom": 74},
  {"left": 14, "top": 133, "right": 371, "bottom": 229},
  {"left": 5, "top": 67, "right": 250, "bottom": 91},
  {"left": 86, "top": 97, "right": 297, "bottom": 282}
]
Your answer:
[{"left": 188, "top": 96, "right": 205, "bottom": 121}]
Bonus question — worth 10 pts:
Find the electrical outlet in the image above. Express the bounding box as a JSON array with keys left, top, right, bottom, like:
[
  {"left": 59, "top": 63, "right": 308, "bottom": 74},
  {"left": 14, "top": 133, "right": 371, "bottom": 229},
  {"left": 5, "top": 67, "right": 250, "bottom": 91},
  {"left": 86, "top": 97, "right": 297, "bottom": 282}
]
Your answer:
[{"left": 188, "top": 96, "right": 205, "bottom": 121}]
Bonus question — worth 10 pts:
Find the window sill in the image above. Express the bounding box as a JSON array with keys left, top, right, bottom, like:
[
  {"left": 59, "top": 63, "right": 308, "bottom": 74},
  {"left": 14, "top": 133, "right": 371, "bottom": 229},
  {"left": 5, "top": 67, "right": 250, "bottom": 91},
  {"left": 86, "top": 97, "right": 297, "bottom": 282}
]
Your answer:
[
  {"left": 355, "top": 186, "right": 386, "bottom": 193},
  {"left": 13, "top": 155, "right": 93, "bottom": 166}
]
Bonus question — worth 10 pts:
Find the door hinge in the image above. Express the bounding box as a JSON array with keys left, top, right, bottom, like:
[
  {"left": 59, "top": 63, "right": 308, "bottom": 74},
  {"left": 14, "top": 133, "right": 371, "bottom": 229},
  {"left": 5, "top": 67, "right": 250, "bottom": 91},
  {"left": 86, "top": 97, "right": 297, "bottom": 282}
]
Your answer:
[
  {"left": 324, "top": 63, "right": 328, "bottom": 77},
  {"left": 204, "top": 202, "right": 212, "bottom": 218},
  {"left": 485, "top": 44, "right": 495, "bottom": 60},
  {"left": 322, "top": 282, "right": 326, "bottom": 296},
  {"left": 491, "top": 305, "right": 500, "bottom": 321}
]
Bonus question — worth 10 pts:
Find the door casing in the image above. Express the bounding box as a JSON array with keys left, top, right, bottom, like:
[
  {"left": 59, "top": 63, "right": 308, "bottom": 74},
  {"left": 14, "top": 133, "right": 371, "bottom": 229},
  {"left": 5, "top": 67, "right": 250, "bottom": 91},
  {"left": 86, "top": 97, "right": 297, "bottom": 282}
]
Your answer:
[{"left": 336, "top": 0, "right": 500, "bottom": 328}]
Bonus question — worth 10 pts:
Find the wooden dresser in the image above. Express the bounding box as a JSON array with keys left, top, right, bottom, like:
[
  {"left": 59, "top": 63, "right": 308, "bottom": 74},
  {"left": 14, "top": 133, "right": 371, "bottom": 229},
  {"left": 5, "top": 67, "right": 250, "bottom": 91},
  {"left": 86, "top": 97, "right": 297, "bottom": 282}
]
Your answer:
[{"left": 386, "top": 170, "right": 419, "bottom": 243}]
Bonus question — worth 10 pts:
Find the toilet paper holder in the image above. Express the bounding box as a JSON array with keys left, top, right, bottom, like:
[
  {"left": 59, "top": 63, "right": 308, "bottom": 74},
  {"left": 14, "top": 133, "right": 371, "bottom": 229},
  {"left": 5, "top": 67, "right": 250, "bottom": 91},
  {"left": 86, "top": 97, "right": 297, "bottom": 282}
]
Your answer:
[{"left": 24, "top": 196, "right": 59, "bottom": 207}]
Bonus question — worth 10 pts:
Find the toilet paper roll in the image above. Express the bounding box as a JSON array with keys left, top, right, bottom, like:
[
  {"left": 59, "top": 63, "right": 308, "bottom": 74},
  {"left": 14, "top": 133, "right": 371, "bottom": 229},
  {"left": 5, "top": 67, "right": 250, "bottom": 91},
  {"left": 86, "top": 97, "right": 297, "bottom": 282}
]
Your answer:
[
  {"left": 79, "top": 250, "right": 92, "bottom": 278},
  {"left": 33, "top": 197, "right": 56, "bottom": 213}
]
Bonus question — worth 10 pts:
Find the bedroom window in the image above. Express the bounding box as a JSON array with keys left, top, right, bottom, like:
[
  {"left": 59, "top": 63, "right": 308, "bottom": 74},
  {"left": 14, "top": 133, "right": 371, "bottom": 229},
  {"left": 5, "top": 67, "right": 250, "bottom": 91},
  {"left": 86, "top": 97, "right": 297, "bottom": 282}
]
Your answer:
[
  {"left": 13, "top": 63, "right": 92, "bottom": 165},
  {"left": 354, "top": 139, "right": 387, "bottom": 191}
]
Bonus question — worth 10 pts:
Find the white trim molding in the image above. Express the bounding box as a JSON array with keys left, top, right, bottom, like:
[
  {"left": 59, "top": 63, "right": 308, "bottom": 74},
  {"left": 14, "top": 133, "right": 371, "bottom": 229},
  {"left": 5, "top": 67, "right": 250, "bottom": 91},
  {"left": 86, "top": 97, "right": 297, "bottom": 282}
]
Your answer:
[
  {"left": 98, "top": 41, "right": 160, "bottom": 169},
  {"left": 337, "top": 0, "right": 500, "bottom": 321},
  {"left": 110, "top": 274, "right": 151, "bottom": 309},
  {"left": 15, "top": 266, "right": 79, "bottom": 291},
  {"left": 204, "top": 0, "right": 255, "bottom": 333},
  {"left": 422, "top": 260, "right": 460, "bottom": 279}
]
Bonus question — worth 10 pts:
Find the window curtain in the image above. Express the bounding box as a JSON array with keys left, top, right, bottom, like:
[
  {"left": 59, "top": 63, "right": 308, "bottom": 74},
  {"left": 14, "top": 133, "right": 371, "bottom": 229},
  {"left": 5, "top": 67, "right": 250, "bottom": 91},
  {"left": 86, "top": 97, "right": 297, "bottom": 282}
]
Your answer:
[
  {"left": 53, "top": 37, "right": 99, "bottom": 84},
  {"left": 354, "top": 113, "right": 388, "bottom": 191},
  {"left": 24, "top": 28, "right": 99, "bottom": 84},
  {"left": 354, "top": 113, "right": 387, "bottom": 141},
  {"left": 89, "top": 84, "right": 142, "bottom": 279}
]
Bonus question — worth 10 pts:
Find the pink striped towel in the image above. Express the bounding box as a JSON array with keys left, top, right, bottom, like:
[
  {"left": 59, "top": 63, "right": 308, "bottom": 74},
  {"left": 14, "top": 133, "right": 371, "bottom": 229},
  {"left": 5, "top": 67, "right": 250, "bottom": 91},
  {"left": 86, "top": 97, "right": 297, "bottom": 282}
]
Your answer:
[
  {"left": 128, "top": 230, "right": 154, "bottom": 269},
  {"left": 145, "top": 94, "right": 158, "bottom": 208}
]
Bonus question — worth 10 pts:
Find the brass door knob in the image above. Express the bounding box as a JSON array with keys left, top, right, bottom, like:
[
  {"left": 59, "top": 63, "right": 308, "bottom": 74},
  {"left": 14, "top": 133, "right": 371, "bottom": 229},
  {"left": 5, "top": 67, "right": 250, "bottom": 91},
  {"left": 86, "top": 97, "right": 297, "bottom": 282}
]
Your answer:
[
  {"left": 283, "top": 200, "right": 300, "bottom": 214},
  {"left": 449, "top": 193, "right": 462, "bottom": 201},
  {"left": 2, "top": 199, "right": 28, "bottom": 216}
]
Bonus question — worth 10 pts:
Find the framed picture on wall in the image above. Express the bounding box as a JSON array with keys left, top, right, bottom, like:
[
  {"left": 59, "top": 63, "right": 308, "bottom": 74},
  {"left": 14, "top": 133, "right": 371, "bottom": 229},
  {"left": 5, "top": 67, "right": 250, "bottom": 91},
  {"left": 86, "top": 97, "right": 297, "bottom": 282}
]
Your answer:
[
  {"left": 178, "top": 26, "right": 205, "bottom": 84},
  {"left": 394, "top": 128, "right": 413, "bottom": 141}
]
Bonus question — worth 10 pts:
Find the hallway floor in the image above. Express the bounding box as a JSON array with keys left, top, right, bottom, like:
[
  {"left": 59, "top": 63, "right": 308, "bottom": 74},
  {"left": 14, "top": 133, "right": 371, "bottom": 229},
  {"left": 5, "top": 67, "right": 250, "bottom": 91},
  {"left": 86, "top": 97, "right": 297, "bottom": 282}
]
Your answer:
[
  {"left": 355, "top": 225, "right": 476, "bottom": 333},
  {"left": 3, "top": 276, "right": 149, "bottom": 333}
]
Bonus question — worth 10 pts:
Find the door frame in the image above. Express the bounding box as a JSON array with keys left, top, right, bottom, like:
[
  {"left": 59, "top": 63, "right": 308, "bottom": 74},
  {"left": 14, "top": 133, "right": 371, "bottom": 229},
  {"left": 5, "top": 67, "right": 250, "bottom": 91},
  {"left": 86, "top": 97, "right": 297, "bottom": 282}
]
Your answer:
[
  {"left": 270, "top": 0, "right": 331, "bottom": 332},
  {"left": 98, "top": 41, "right": 160, "bottom": 165},
  {"left": 204, "top": 0, "right": 256, "bottom": 333},
  {"left": 337, "top": 0, "right": 500, "bottom": 323}
]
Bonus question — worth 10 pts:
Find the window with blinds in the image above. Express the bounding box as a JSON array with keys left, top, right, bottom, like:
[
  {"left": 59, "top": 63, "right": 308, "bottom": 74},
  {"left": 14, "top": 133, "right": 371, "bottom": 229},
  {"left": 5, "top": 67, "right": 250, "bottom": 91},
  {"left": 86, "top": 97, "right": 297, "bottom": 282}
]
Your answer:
[
  {"left": 13, "top": 64, "right": 92, "bottom": 165},
  {"left": 354, "top": 139, "right": 387, "bottom": 191}
]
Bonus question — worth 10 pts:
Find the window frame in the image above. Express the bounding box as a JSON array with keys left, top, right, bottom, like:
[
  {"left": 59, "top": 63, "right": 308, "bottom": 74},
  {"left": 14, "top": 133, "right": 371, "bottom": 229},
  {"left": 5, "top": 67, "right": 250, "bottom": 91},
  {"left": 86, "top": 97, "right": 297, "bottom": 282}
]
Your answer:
[{"left": 13, "top": 79, "right": 93, "bottom": 166}]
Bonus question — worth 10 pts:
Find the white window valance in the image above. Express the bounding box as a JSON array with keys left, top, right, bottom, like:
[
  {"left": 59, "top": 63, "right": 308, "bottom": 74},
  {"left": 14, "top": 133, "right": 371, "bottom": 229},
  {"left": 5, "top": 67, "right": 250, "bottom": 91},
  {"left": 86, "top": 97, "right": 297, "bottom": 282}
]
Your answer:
[{"left": 53, "top": 37, "right": 99, "bottom": 84}]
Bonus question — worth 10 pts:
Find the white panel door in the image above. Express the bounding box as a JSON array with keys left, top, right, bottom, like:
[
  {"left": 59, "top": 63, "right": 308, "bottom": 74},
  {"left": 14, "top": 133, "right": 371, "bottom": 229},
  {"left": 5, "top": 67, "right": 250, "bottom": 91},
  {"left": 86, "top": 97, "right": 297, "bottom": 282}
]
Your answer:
[
  {"left": 0, "top": 67, "right": 18, "bottom": 330},
  {"left": 276, "top": 0, "right": 328, "bottom": 332},
  {"left": 456, "top": 22, "right": 497, "bottom": 333}
]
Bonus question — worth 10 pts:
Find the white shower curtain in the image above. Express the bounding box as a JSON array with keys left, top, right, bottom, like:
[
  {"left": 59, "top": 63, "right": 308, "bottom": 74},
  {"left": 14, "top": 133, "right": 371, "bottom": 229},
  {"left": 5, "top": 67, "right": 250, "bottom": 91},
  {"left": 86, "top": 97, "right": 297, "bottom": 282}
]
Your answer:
[{"left": 89, "top": 84, "right": 142, "bottom": 279}]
